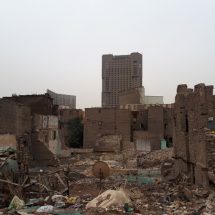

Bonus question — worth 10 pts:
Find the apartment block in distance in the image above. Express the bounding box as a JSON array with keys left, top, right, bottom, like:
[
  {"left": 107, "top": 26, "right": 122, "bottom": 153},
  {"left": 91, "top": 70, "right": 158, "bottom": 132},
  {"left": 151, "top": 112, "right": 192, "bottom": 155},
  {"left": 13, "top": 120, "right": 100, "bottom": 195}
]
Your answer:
[
  {"left": 47, "top": 89, "right": 76, "bottom": 109},
  {"left": 102, "top": 52, "right": 142, "bottom": 107}
]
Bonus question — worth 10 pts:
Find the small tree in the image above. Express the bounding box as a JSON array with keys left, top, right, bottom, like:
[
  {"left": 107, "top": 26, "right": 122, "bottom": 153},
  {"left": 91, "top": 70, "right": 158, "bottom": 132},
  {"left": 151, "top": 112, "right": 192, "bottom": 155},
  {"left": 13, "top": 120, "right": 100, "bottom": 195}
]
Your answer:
[{"left": 68, "top": 117, "right": 83, "bottom": 148}]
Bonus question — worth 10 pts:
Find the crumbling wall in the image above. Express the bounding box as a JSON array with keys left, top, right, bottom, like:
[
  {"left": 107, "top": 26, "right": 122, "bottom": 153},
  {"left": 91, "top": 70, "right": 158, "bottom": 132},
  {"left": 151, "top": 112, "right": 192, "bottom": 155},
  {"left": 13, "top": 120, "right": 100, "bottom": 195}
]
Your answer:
[
  {"left": 0, "top": 98, "right": 58, "bottom": 168},
  {"left": 33, "top": 114, "right": 61, "bottom": 153},
  {"left": 133, "top": 109, "right": 148, "bottom": 131},
  {"left": 3, "top": 94, "right": 54, "bottom": 115},
  {"left": 31, "top": 114, "right": 60, "bottom": 166},
  {"left": 0, "top": 100, "right": 31, "bottom": 136},
  {"left": 131, "top": 105, "right": 173, "bottom": 151},
  {"left": 173, "top": 83, "right": 215, "bottom": 187},
  {"left": 207, "top": 134, "right": 215, "bottom": 184},
  {"left": 31, "top": 132, "right": 57, "bottom": 167},
  {"left": 59, "top": 109, "right": 83, "bottom": 122},
  {"left": 94, "top": 134, "right": 122, "bottom": 152},
  {"left": 163, "top": 107, "right": 173, "bottom": 146}
]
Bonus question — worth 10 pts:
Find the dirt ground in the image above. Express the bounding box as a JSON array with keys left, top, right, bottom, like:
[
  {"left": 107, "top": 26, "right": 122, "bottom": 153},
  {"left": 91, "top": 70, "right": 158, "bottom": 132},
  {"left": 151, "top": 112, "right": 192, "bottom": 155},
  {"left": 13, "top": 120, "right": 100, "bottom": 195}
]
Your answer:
[{"left": 1, "top": 149, "right": 215, "bottom": 214}]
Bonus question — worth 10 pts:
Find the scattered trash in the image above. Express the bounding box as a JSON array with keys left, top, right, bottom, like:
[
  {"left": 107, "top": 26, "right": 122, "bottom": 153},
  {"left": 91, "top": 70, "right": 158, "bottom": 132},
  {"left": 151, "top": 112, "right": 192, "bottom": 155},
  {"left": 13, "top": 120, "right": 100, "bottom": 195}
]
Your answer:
[
  {"left": 66, "top": 196, "right": 78, "bottom": 205},
  {"left": 25, "top": 198, "right": 44, "bottom": 206},
  {"left": 0, "top": 148, "right": 214, "bottom": 214},
  {"left": 36, "top": 205, "right": 54, "bottom": 213},
  {"left": 8, "top": 196, "right": 25, "bottom": 210},
  {"left": 86, "top": 188, "right": 131, "bottom": 209},
  {"left": 52, "top": 195, "right": 67, "bottom": 203},
  {"left": 51, "top": 195, "right": 66, "bottom": 208},
  {"left": 124, "top": 203, "right": 134, "bottom": 212}
]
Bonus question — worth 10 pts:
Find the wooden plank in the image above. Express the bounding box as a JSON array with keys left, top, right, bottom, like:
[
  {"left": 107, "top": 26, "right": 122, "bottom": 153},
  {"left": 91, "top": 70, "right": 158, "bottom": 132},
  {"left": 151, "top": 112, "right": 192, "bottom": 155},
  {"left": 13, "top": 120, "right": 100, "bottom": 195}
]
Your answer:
[
  {"left": 55, "top": 173, "right": 67, "bottom": 188},
  {"left": 0, "top": 178, "right": 22, "bottom": 187}
]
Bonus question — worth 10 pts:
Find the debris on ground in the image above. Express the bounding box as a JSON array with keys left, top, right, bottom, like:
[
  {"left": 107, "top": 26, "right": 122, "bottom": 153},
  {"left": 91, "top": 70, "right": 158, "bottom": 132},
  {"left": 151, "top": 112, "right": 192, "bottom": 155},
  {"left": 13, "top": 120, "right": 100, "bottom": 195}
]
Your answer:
[
  {"left": 0, "top": 148, "right": 215, "bottom": 214},
  {"left": 86, "top": 188, "right": 130, "bottom": 209}
]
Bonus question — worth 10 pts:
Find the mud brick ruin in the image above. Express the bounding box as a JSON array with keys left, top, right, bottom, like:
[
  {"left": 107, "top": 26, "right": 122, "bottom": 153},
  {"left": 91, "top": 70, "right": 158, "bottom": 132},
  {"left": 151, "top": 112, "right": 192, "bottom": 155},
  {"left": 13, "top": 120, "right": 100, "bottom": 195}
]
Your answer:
[{"left": 173, "top": 83, "right": 215, "bottom": 187}]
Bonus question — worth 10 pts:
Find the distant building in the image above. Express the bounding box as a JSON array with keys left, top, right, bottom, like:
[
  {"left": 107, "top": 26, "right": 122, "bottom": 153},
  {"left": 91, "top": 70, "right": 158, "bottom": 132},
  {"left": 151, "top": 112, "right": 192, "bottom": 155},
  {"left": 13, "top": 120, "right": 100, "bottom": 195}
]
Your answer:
[
  {"left": 47, "top": 89, "right": 76, "bottom": 109},
  {"left": 144, "top": 96, "right": 164, "bottom": 105},
  {"left": 102, "top": 52, "right": 142, "bottom": 107}
]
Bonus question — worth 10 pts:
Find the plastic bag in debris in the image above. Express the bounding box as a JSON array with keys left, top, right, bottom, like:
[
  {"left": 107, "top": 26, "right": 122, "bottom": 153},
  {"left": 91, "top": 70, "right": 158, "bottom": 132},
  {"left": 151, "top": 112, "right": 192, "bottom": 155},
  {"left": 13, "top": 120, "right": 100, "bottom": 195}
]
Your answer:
[
  {"left": 86, "top": 188, "right": 131, "bottom": 209},
  {"left": 51, "top": 194, "right": 67, "bottom": 208},
  {"left": 26, "top": 197, "right": 44, "bottom": 206},
  {"left": 51, "top": 194, "right": 67, "bottom": 203},
  {"left": 36, "top": 205, "right": 54, "bottom": 213},
  {"left": 8, "top": 195, "right": 25, "bottom": 210},
  {"left": 55, "top": 201, "right": 66, "bottom": 208}
]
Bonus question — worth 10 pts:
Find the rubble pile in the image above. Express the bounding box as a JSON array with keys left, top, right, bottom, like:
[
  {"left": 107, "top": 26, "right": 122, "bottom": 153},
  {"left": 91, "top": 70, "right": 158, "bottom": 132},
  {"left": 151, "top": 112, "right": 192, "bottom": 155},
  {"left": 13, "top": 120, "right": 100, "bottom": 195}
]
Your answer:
[
  {"left": 1, "top": 179, "right": 214, "bottom": 214},
  {"left": 137, "top": 148, "right": 173, "bottom": 168},
  {"left": 0, "top": 149, "right": 214, "bottom": 215},
  {"left": 0, "top": 147, "right": 20, "bottom": 206}
]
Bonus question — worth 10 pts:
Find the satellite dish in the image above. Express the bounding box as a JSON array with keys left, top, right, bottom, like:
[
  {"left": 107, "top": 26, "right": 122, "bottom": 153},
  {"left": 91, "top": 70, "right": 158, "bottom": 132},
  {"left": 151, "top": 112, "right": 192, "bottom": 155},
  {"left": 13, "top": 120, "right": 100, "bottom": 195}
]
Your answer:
[{"left": 92, "top": 161, "right": 110, "bottom": 180}]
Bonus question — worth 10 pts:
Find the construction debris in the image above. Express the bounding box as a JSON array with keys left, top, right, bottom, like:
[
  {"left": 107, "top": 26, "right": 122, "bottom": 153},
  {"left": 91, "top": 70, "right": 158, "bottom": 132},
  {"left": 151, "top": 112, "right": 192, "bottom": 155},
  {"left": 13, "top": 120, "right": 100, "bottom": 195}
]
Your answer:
[
  {"left": 137, "top": 148, "right": 173, "bottom": 168},
  {"left": 0, "top": 147, "right": 214, "bottom": 215}
]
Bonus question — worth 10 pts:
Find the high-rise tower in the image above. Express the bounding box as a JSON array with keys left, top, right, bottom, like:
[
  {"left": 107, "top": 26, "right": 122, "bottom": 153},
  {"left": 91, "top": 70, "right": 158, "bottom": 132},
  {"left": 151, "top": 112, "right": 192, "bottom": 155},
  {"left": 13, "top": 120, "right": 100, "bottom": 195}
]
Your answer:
[{"left": 102, "top": 52, "right": 142, "bottom": 107}]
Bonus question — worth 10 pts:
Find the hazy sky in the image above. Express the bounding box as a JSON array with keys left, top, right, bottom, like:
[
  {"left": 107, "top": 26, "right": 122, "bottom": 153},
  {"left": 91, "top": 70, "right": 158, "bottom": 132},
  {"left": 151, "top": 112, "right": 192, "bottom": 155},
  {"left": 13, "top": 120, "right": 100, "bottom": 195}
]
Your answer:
[{"left": 0, "top": 0, "right": 215, "bottom": 109}]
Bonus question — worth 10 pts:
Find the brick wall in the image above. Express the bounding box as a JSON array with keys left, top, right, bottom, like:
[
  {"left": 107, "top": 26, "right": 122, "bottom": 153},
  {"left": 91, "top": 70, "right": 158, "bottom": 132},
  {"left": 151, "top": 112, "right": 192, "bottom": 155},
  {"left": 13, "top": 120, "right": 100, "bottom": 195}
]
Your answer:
[
  {"left": 163, "top": 107, "right": 173, "bottom": 145},
  {"left": 132, "top": 109, "right": 148, "bottom": 131},
  {"left": 148, "top": 106, "right": 164, "bottom": 150},
  {"left": 83, "top": 108, "right": 131, "bottom": 149},
  {"left": 0, "top": 99, "right": 31, "bottom": 136},
  {"left": 58, "top": 109, "right": 83, "bottom": 122},
  {"left": 94, "top": 134, "right": 122, "bottom": 152},
  {"left": 173, "top": 83, "right": 215, "bottom": 187},
  {"left": 3, "top": 94, "right": 54, "bottom": 115}
]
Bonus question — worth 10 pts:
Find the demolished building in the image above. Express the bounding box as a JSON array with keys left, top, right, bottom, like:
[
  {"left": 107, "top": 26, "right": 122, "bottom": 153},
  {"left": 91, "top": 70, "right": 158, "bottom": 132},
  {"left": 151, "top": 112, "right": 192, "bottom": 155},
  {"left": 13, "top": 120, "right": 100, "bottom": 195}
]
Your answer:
[
  {"left": 0, "top": 95, "right": 61, "bottom": 167},
  {"left": 0, "top": 99, "right": 31, "bottom": 173},
  {"left": 123, "top": 104, "right": 173, "bottom": 152},
  {"left": 83, "top": 105, "right": 173, "bottom": 153},
  {"left": 3, "top": 94, "right": 55, "bottom": 115},
  {"left": 31, "top": 114, "right": 60, "bottom": 166},
  {"left": 170, "top": 83, "right": 215, "bottom": 187}
]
